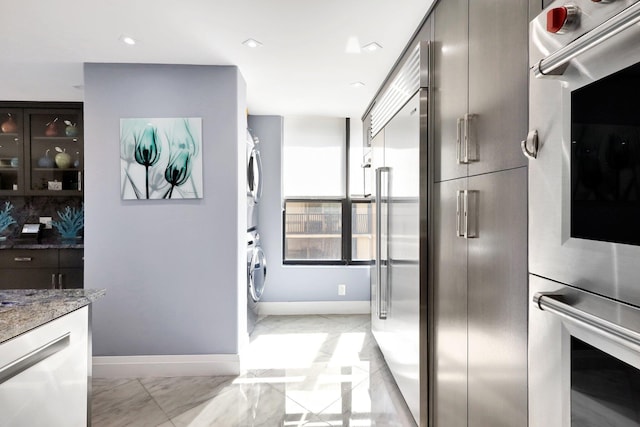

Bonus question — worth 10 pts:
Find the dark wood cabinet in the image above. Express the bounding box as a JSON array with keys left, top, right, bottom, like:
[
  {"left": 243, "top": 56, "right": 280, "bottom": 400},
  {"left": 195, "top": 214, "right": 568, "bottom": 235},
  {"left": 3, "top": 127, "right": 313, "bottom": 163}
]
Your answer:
[
  {"left": 58, "top": 248, "right": 84, "bottom": 289},
  {"left": 0, "top": 248, "right": 83, "bottom": 289},
  {"left": 0, "top": 109, "right": 25, "bottom": 194},
  {"left": 0, "top": 102, "right": 83, "bottom": 196}
]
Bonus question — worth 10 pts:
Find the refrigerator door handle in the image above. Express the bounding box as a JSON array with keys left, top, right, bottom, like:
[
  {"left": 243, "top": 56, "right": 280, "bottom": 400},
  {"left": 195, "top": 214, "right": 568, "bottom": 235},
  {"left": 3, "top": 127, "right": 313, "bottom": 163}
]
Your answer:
[
  {"left": 375, "top": 167, "right": 383, "bottom": 319},
  {"left": 376, "top": 167, "right": 391, "bottom": 319}
]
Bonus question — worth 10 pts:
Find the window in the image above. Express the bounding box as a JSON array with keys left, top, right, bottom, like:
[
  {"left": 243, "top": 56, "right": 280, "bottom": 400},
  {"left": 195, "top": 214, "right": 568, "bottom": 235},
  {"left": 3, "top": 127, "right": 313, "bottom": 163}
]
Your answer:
[
  {"left": 351, "top": 200, "right": 372, "bottom": 261},
  {"left": 282, "top": 117, "right": 371, "bottom": 265},
  {"left": 284, "top": 200, "right": 342, "bottom": 261}
]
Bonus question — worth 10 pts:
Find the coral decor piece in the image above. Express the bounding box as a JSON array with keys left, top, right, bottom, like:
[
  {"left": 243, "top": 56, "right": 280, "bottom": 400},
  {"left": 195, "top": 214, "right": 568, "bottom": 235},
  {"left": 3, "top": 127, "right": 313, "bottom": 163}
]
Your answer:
[
  {"left": 120, "top": 118, "right": 202, "bottom": 200},
  {"left": 0, "top": 201, "right": 17, "bottom": 239},
  {"left": 52, "top": 204, "right": 84, "bottom": 240}
]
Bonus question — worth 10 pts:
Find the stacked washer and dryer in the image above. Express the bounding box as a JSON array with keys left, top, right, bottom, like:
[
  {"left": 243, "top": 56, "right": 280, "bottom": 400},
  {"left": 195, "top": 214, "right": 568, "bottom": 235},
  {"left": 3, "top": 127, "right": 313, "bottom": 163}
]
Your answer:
[{"left": 246, "top": 129, "right": 266, "bottom": 335}]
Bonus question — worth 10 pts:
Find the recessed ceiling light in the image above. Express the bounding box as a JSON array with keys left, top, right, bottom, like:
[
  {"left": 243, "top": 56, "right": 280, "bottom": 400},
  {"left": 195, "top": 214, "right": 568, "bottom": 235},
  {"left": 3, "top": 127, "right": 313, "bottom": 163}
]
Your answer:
[
  {"left": 242, "top": 38, "right": 263, "bottom": 48},
  {"left": 362, "top": 42, "right": 382, "bottom": 52},
  {"left": 350, "top": 81, "right": 365, "bottom": 88},
  {"left": 119, "top": 35, "right": 136, "bottom": 45}
]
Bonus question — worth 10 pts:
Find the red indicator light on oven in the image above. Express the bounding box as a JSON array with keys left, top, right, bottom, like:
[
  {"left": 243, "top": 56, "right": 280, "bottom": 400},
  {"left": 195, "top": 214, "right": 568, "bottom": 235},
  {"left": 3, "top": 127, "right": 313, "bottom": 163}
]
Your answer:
[{"left": 547, "top": 7, "right": 568, "bottom": 33}]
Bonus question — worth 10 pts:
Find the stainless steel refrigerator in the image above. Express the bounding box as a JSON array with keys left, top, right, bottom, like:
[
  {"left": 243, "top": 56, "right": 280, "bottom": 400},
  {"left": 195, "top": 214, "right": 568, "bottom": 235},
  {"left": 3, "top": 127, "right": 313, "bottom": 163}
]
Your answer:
[{"left": 365, "top": 40, "right": 430, "bottom": 426}]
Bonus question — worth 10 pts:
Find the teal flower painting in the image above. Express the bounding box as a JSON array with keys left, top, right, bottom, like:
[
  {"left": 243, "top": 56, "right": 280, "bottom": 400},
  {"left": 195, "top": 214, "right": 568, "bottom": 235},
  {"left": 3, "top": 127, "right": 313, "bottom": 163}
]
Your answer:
[{"left": 120, "top": 118, "right": 203, "bottom": 199}]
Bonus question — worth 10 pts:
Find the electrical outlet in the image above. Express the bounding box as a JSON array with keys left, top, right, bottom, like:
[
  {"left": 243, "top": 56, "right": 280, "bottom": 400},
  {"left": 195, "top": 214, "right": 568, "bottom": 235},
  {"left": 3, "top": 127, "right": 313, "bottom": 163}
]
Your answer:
[
  {"left": 338, "top": 284, "right": 346, "bottom": 296},
  {"left": 39, "top": 216, "right": 53, "bottom": 229}
]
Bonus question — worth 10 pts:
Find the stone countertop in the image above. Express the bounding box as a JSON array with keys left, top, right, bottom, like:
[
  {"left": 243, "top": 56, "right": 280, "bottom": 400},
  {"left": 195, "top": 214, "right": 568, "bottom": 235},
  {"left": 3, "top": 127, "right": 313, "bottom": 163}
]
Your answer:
[
  {"left": 0, "top": 289, "right": 105, "bottom": 344},
  {"left": 0, "top": 236, "right": 83, "bottom": 249},
  {"left": 0, "top": 243, "right": 84, "bottom": 249}
]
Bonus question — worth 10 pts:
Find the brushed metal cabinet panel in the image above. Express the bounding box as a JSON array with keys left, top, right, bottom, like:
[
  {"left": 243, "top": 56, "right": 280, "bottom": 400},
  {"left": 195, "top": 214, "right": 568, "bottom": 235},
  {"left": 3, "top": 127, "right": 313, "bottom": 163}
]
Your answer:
[
  {"left": 385, "top": 94, "right": 421, "bottom": 423},
  {"left": 433, "top": 0, "right": 468, "bottom": 183},
  {"left": 468, "top": 0, "right": 528, "bottom": 177},
  {"left": 530, "top": 0, "right": 543, "bottom": 20},
  {"left": 467, "top": 167, "right": 528, "bottom": 427},
  {"left": 433, "top": 178, "right": 468, "bottom": 427}
]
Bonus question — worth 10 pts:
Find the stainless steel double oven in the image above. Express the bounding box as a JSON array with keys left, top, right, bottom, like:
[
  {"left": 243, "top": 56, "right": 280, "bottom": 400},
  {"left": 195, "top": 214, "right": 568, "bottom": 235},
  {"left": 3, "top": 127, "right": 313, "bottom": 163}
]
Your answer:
[{"left": 527, "top": 1, "right": 640, "bottom": 426}]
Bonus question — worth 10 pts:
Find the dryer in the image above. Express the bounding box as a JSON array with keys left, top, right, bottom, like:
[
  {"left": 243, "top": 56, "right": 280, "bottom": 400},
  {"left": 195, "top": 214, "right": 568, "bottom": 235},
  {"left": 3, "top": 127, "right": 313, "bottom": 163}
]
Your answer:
[{"left": 247, "top": 229, "right": 266, "bottom": 334}]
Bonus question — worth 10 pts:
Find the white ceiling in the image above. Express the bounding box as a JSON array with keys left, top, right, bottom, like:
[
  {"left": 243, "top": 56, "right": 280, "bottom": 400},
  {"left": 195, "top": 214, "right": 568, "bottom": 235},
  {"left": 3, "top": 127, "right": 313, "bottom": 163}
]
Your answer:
[{"left": 2, "top": 0, "right": 435, "bottom": 118}]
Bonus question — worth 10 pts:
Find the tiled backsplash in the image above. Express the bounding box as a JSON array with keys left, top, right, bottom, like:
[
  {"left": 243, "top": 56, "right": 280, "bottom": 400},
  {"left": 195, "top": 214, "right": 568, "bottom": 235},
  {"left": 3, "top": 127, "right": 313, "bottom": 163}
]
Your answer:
[{"left": 1, "top": 197, "right": 83, "bottom": 241}]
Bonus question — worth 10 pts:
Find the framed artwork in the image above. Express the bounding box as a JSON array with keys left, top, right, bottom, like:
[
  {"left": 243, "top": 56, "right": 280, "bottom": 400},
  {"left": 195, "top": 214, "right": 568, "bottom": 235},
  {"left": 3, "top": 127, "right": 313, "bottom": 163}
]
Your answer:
[{"left": 120, "top": 118, "right": 203, "bottom": 199}]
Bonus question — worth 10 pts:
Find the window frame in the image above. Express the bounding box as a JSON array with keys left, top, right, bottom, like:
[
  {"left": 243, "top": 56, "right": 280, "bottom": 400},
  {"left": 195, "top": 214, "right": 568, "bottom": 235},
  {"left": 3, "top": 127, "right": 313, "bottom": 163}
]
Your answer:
[
  {"left": 282, "top": 197, "right": 371, "bottom": 266},
  {"left": 282, "top": 118, "right": 371, "bottom": 266}
]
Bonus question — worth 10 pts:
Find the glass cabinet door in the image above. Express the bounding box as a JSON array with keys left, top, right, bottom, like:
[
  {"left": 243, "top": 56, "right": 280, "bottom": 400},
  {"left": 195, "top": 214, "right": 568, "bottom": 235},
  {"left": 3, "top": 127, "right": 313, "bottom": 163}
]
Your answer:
[
  {"left": 0, "top": 109, "right": 24, "bottom": 194},
  {"left": 25, "top": 109, "right": 83, "bottom": 195}
]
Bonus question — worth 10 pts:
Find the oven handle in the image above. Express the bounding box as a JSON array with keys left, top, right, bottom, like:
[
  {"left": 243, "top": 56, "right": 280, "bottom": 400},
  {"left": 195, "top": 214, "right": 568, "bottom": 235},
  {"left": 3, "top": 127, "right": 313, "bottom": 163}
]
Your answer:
[
  {"left": 534, "top": 292, "right": 640, "bottom": 348},
  {"left": 533, "top": 1, "right": 640, "bottom": 77}
]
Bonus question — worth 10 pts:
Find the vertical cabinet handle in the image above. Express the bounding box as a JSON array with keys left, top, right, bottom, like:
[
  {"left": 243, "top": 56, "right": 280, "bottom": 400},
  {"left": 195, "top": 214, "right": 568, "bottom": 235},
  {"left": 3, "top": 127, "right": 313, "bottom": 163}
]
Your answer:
[
  {"left": 464, "top": 114, "right": 478, "bottom": 163},
  {"left": 456, "top": 190, "right": 465, "bottom": 237},
  {"left": 464, "top": 114, "right": 471, "bottom": 163},
  {"left": 456, "top": 117, "right": 464, "bottom": 164},
  {"left": 456, "top": 114, "right": 478, "bottom": 164},
  {"left": 456, "top": 190, "right": 479, "bottom": 239},
  {"left": 51, "top": 273, "right": 64, "bottom": 289}
]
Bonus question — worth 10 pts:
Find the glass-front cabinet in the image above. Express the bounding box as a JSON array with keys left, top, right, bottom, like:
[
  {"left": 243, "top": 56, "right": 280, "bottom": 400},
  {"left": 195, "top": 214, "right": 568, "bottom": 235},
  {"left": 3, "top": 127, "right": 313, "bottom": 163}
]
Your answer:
[
  {"left": 0, "top": 109, "right": 24, "bottom": 194},
  {"left": 25, "top": 109, "right": 83, "bottom": 195},
  {"left": 0, "top": 104, "right": 83, "bottom": 196}
]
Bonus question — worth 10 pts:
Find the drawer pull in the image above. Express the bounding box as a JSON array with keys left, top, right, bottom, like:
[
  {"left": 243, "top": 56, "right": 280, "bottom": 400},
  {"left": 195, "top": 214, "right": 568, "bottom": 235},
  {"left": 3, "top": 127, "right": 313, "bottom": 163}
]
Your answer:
[
  {"left": 0, "top": 333, "right": 70, "bottom": 385},
  {"left": 13, "top": 257, "right": 32, "bottom": 262}
]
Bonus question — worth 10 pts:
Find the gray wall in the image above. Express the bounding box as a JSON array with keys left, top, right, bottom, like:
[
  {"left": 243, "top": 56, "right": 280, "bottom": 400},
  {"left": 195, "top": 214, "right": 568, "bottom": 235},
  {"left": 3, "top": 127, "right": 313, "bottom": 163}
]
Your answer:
[
  {"left": 84, "top": 64, "right": 246, "bottom": 356},
  {"left": 248, "top": 115, "right": 369, "bottom": 303}
]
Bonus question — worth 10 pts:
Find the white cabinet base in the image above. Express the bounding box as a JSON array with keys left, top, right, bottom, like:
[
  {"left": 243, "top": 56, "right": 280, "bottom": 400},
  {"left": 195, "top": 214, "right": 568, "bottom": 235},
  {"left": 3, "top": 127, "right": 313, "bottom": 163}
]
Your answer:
[{"left": 0, "top": 306, "right": 89, "bottom": 426}]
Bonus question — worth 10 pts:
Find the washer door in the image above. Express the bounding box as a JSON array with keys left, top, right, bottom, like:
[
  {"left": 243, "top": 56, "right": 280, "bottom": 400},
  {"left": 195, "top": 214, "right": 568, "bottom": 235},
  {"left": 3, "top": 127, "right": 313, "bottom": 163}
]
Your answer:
[
  {"left": 248, "top": 246, "right": 267, "bottom": 302},
  {"left": 247, "top": 147, "right": 263, "bottom": 205}
]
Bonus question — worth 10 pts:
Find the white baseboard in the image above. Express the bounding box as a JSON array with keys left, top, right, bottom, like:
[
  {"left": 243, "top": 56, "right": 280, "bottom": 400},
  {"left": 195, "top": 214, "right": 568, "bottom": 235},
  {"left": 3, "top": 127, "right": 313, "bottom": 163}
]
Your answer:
[
  {"left": 92, "top": 354, "right": 240, "bottom": 378},
  {"left": 258, "top": 300, "right": 370, "bottom": 316}
]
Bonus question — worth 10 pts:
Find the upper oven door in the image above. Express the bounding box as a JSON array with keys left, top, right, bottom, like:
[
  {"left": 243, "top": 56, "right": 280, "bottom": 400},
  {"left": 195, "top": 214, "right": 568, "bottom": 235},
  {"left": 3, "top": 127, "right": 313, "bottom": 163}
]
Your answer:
[{"left": 529, "top": 1, "right": 640, "bottom": 306}]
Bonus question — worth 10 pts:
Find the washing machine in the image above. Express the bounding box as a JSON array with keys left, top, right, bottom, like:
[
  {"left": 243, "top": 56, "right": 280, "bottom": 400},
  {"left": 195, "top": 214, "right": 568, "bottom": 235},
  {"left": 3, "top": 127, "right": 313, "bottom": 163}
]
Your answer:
[
  {"left": 247, "top": 229, "right": 266, "bottom": 334},
  {"left": 246, "top": 129, "right": 262, "bottom": 230}
]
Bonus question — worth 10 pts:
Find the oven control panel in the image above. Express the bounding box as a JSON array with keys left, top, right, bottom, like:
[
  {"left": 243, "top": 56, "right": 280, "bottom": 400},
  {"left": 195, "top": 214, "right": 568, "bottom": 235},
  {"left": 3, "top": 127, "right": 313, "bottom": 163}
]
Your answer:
[{"left": 530, "top": 0, "right": 637, "bottom": 65}]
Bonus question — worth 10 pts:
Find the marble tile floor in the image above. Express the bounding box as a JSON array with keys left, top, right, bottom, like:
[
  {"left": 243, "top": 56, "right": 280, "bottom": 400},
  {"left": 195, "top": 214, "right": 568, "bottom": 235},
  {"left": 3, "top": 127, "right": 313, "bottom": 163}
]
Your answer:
[{"left": 92, "top": 314, "right": 417, "bottom": 427}]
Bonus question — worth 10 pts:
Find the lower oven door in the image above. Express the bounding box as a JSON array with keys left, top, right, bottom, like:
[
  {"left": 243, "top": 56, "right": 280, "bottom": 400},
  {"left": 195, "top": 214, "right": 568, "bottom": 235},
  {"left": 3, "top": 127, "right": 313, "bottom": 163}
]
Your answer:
[
  {"left": 529, "top": 2, "right": 640, "bottom": 306},
  {"left": 529, "top": 275, "right": 640, "bottom": 427}
]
